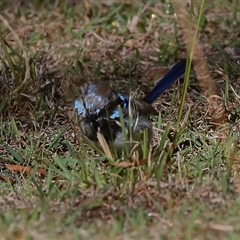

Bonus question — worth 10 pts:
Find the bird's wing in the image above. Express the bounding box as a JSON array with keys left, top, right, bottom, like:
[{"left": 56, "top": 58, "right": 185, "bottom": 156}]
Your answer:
[{"left": 129, "top": 98, "right": 158, "bottom": 116}]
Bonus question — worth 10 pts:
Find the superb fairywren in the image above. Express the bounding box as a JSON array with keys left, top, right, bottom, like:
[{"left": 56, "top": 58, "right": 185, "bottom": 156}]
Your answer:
[{"left": 74, "top": 59, "right": 186, "bottom": 150}]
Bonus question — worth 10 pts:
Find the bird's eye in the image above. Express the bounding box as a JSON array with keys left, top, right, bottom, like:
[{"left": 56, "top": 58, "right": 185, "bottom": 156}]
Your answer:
[{"left": 74, "top": 100, "right": 84, "bottom": 115}]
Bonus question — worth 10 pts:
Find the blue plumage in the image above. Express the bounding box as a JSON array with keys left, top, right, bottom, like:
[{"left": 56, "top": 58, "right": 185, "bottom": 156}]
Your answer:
[
  {"left": 74, "top": 59, "right": 186, "bottom": 149},
  {"left": 143, "top": 59, "right": 187, "bottom": 104}
]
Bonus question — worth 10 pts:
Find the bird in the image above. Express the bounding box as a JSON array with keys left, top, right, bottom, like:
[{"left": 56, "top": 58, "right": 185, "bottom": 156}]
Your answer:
[{"left": 74, "top": 59, "right": 187, "bottom": 150}]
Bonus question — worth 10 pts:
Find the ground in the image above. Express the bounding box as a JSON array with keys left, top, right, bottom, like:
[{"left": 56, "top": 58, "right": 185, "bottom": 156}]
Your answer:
[{"left": 0, "top": 1, "right": 240, "bottom": 239}]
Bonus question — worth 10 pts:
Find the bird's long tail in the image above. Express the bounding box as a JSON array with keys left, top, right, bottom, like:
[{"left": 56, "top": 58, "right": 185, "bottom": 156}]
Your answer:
[{"left": 143, "top": 59, "right": 187, "bottom": 104}]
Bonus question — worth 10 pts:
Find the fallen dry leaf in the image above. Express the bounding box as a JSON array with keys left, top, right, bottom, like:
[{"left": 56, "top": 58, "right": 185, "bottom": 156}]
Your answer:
[
  {"left": 6, "top": 164, "right": 48, "bottom": 178},
  {"left": 145, "top": 67, "right": 170, "bottom": 82}
]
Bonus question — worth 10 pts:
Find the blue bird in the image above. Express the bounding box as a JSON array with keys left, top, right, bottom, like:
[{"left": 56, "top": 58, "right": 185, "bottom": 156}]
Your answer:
[{"left": 74, "top": 59, "right": 186, "bottom": 150}]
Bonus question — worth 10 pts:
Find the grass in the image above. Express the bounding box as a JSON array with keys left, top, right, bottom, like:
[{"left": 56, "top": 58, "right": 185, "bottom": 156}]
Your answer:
[{"left": 0, "top": 0, "right": 240, "bottom": 239}]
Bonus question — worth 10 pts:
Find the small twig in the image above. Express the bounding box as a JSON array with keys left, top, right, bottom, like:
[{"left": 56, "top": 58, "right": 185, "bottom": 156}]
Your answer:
[{"left": 230, "top": 85, "right": 240, "bottom": 100}]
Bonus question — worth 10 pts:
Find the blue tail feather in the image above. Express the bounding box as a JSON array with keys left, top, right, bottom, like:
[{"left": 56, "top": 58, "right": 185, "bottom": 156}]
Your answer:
[{"left": 143, "top": 59, "right": 187, "bottom": 104}]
